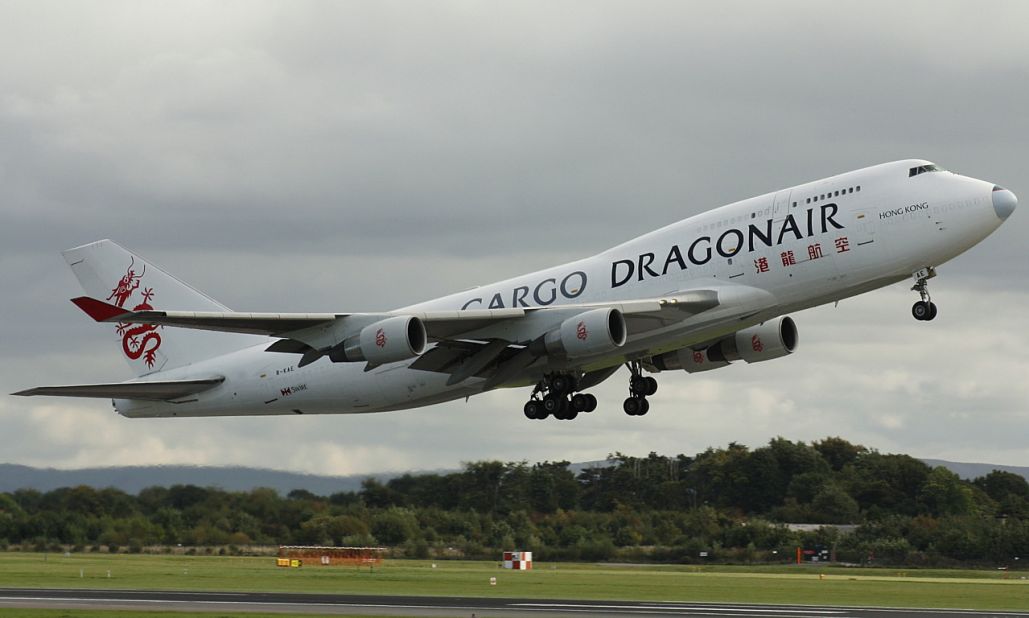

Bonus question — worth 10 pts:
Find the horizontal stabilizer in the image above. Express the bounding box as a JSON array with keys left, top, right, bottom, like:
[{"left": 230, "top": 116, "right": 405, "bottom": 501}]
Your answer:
[
  {"left": 12, "top": 377, "right": 224, "bottom": 401},
  {"left": 71, "top": 296, "right": 131, "bottom": 321},
  {"left": 70, "top": 296, "right": 340, "bottom": 335}
]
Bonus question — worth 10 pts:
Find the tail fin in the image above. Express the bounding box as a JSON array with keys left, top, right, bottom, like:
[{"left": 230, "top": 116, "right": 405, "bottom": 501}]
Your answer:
[{"left": 63, "top": 240, "right": 262, "bottom": 376}]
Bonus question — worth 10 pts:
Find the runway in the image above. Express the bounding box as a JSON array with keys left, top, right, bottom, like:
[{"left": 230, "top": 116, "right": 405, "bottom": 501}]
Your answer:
[{"left": 0, "top": 588, "right": 1027, "bottom": 617}]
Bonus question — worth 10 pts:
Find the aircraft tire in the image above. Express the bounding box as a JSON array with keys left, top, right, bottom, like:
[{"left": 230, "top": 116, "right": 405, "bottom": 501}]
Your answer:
[
  {"left": 550, "top": 375, "right": 572, "bottom": 395},
  {"left": 637, "top": 398, "right": 650, "bottom": 416},
  {"left": 524, "top": 401, "right": 541, "bottom": 420},
  {"left": 542, "top": 394, "right": 563, "bottom": 415},
  {"left": 584, "top": 393, "right": 598, "bottom": 412},
  {"left": 630, "top": 375, "right": 649, "bottom": 396},
  {"left": 571, "top": 393, "right": 589, "bottom": 412},
  {"left": 912, "top": 301, "right": 930, "bottom": 321},
  {"left": 644, "top": 377, "right": 658, "bottom": 396},
  {"left": 623, "top": 396, "right": 641, "bottom": 416},
  {"left": 927, "top": 302, "right": 938, "bottom": 321}
]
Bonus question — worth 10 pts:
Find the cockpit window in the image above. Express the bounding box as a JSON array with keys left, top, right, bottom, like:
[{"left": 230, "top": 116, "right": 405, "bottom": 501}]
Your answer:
[{"left": 909, "top": 164, "right": 944, "bottom": 177}]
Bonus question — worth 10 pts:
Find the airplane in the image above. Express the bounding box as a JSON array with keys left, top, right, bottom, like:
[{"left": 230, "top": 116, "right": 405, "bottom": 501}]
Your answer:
[{"left": 14, "top": 159, "right": 1017, "bottom": 421}]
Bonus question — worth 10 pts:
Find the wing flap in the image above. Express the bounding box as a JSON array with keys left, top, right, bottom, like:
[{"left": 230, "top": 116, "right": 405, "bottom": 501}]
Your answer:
[{"left": 12, "top": 377, "right": 225, "bottom": 401}]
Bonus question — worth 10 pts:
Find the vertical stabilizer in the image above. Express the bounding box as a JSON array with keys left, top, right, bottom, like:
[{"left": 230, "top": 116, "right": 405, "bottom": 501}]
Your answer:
[{"left": 62, "top": 240, "right": 263, "bottom": 377}]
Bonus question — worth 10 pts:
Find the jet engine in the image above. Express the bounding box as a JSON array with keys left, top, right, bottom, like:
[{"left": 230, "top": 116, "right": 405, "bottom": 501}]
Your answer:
[
  {"left": 328, "top": 315, "right": 427, "bottom": 365},
  {"left": 536, "top": 307, "right": 627, "bottom": 359},
  {"left": 652, "top": 316, "right": 798, "bottom": 373}
]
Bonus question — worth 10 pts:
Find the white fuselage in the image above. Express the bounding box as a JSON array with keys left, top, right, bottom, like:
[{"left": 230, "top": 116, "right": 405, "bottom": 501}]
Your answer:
[{"left": 116, "top": 160, "right": 1009, "bottom": 418}]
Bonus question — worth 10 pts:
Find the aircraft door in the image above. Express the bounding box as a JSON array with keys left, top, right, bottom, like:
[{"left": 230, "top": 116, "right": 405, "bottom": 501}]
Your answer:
[
  {"left": 772, "top": 190, "right": 792, "bottom": 219},
  {"left": 839, "top": 207, "right": 882, "bottom": 277}
]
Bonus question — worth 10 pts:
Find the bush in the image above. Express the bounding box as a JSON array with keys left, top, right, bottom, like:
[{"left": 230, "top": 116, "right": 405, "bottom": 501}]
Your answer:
[
  {"left": 577, "top": 538, "right": 616, "bottom": 561},
  {"left": 404, "top": 538, "right": 431, "bottom": 559}
]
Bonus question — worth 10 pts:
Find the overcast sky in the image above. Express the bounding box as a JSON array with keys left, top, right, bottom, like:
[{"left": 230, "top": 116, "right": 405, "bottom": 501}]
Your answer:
[{"left": 2, "top": 1, "right": 1026, "bottom": 478}]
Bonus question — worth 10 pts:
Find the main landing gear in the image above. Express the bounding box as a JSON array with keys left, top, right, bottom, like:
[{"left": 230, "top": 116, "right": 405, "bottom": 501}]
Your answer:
[
  {"left": 623, "top": 360, "right": 657, "bottom": 416},
  {"left": 523, "top": 373, "right": 598, "bottom": 421},
  {"left": 911, "top": 267, "right": 938, "bottom": 322}
]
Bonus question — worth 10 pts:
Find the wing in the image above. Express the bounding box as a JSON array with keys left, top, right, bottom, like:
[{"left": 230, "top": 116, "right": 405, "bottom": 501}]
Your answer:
[
  {"left": 69, "top": 290, "right": 730, "bottom": 340},
  {"left": 68, "top": 282, "right": 776, "bottom": 384},
  {"left": 70, "top": 296, "right": 527, "bottom": 338},
  {"left": 70, "top": 297, "right": 343, "bottom": 336},
  {"left": 12, "top": 377, "right": 224, "bottom": 401}
]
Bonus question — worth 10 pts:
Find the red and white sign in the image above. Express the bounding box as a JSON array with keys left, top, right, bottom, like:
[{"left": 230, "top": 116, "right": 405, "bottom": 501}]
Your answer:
[{"left": 502, "top": 551, "right": 533, "bottom": 570}]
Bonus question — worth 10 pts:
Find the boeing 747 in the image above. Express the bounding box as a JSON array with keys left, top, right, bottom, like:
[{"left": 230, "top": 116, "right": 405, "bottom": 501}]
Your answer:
[{"left": 14, "top": 160, "right": 1017, "bottom": 420}]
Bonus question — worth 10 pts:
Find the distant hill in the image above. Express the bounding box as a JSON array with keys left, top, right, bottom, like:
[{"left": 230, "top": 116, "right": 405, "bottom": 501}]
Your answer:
[
  {"left": 0, "top": 463, "right": 396, "bottom": 495},
  {"left": 0, "top": 458, "right": 1025, "bottom": 495},
  {"left": 920, "top": 459, "right": 1029, "bottom": 482}
]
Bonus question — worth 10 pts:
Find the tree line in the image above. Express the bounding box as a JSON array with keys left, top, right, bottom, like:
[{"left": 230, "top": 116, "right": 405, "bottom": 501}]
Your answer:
[{"left": 1, "top": 437, "right": 1026, "bottom": 566}]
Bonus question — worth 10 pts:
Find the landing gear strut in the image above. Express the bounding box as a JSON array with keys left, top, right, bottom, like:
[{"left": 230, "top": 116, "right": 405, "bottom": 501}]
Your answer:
[
  {"left": 623, "top": 360, "right": 657, "bottom": 416},
  {"left": 523, "top": 373, "right": 597, "bottom": 421},
  {"left": 911, "top": 267, "right": 938, "bottom": 321}
]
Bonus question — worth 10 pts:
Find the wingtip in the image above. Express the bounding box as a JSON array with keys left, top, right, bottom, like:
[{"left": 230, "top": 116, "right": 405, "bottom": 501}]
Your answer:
[{"left": 70, "top": 297, "right": 130, "bottom": 322}]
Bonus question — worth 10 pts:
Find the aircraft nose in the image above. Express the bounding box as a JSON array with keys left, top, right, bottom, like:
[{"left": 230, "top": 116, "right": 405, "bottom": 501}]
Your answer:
[{"left": 992, "top": 186, "right": 1017, "bottom": 221}]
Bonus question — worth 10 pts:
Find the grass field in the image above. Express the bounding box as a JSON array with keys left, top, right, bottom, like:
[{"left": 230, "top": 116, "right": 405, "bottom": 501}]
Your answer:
[
  {"left": 0, "top": 553, "right": 1026, "bottom": 612},
  {"left": 0, "top": 608, "right": 407, "bottom": 612}
]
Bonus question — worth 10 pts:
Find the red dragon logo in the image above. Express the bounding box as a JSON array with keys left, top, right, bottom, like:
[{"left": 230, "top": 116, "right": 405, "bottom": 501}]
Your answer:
[
  {"left": 108, "top": 258, "right": 162, "bottom": 369},
  {"left": 692, "top": 351, "right": 704, "bottom": 364},
  {"left": 375, "top": 328, "right": 387, "bottom": 348},
  {"left": 576, "top": 321, "right": 588, "bottom": 341},
  {"left": 751, "top": 335, "right": 764, "bottom": 353}
]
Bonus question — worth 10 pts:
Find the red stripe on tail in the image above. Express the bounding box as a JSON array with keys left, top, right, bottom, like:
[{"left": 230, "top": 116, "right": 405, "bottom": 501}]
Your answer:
[{"left": 70, "top": 297, "right": 131, "bottom": 322}]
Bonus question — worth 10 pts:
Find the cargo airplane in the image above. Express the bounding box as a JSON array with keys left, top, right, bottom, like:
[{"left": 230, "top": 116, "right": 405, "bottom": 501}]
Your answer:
[{"left": 15, "top": 160, "right": 1017, "bottom": 420}]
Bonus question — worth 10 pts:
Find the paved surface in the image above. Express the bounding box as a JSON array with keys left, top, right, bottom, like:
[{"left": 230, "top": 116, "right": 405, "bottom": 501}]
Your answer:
[{"left": 0, "top": 588, "right": 1026, "bottom": 617}]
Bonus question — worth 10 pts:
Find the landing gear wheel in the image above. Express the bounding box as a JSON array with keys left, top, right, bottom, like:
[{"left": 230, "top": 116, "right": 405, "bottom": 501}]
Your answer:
[
  {"left": 637, "top": 398, "right": 650, "bottom": 416},
  {"left": 630, "top": 375, "right": 650, "bottom": 396},
  {"left": 644, "top": 376, "right": 658, "bottom": 396},
  {"left": 623, "top": 396, "right": 646, "bottom": 416},
  {"left": 927, "top": 302, "right": 938, "bottom": 321},
  {"left": 524, "top": 401, "right": 541, "bottom": 420},
  {"left": 912, "top": 301, "right": 930, "bottom": 321},
  {"left": 542, "top": 394, "right": 563, "bottom": 415},
  {"left": 550, "top": 375, "right": 573, "bottom": 395},
  {"left": 584, "top": 393, "right": 598, "bottom": 412},
  {"left": 571, "top": 393, "right": 589, "bottom": 412}
]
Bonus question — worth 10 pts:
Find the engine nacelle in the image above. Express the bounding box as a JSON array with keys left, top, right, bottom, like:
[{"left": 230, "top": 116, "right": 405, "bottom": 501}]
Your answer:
[
  {"left": 538, "top": 308, "right": 627, "bottom": 359},
  {"left": 727, "top": 316, "right": 798, "bottom": 363},
  {"left": 651, "top": 316, "right": 798, "bottom": 373},
  {"left": 652, "top": 346, "right": 731, "bottom": 373},
  {"left": 328, "top": 315, "right": 427, "bottom": 365}
]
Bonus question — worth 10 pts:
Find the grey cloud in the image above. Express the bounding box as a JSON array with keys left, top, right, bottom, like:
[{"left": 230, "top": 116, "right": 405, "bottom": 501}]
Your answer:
[{"left": 1, "top": 1, "right": 1027, "bottom": 475}]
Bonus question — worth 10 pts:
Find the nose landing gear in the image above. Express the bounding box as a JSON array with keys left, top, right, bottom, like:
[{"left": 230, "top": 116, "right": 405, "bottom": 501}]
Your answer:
[{"left": 911, "top": 267, "right": 938, "bottom": 321}]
